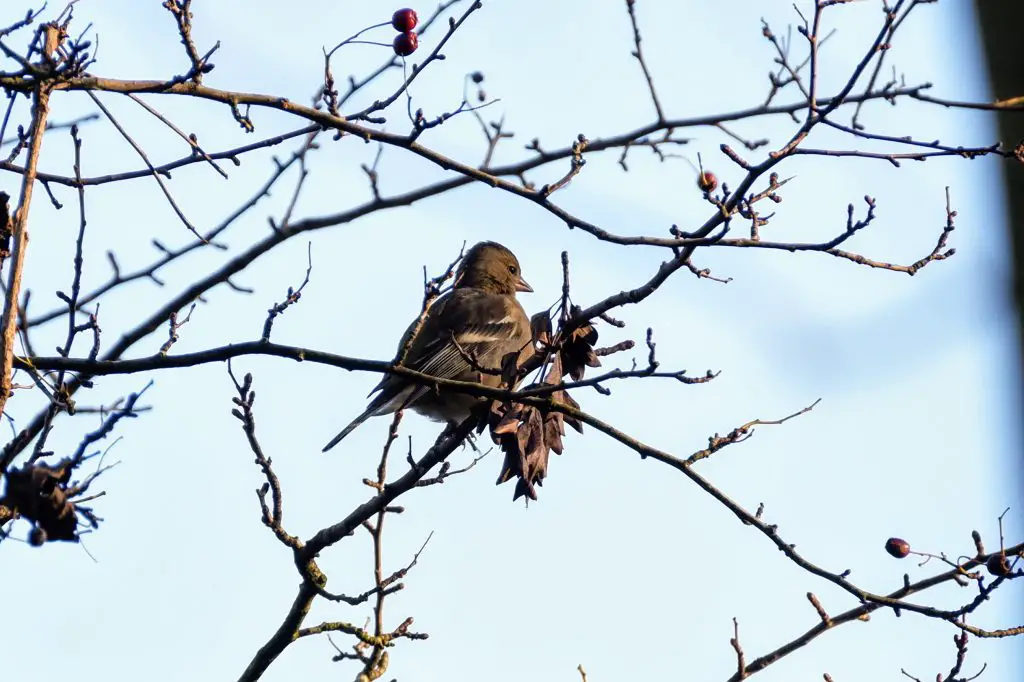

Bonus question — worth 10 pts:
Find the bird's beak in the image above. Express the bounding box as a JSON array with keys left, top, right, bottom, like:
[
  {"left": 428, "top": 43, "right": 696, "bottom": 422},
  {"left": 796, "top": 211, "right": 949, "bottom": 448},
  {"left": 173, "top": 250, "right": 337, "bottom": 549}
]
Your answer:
[{"left": 515, "top": 276, "right": 533, "bottom": 293}]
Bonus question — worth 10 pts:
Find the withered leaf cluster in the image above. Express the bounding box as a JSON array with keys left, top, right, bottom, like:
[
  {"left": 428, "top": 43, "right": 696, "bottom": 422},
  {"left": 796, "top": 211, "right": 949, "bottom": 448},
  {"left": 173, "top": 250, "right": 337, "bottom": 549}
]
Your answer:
[
  {"left": 0, "top": 459, "right": 89, "bottom": 544},
  {"left": 489, "top": 308, "right": 600, "bottom": 501}
]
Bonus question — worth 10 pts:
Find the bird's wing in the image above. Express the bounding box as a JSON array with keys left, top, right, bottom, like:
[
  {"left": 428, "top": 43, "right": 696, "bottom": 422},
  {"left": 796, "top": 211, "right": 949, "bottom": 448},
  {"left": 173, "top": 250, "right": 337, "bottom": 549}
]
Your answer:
[
  {"left": 323, "top": 290, "right": 528, "bottom": 453},
  {"left": 359, "top": 291, "right": 458, "bottom": 401},
  {"left": 367, "top": 290, "right": 525, "bottom": 409}
]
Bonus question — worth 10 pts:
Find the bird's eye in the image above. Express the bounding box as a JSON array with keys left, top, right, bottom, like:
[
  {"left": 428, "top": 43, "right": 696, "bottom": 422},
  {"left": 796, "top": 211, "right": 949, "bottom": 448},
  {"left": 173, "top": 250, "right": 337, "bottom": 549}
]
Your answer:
[{"left": 508, "top": 264, "right": 518, "bottom": 275}]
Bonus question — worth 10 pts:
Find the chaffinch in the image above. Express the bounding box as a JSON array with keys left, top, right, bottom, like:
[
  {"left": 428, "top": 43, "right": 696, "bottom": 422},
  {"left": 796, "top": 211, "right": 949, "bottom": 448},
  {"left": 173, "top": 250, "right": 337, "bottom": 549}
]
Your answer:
[{"left": 323, "top": 241, "right": 534, "bottom": 452}]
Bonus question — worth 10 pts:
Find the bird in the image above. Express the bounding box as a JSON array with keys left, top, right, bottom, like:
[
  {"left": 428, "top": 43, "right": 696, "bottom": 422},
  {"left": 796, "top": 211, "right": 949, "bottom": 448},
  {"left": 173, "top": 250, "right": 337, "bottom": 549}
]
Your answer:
[{"left": 322, "top": 241, "right": 534, "bottom": 452}]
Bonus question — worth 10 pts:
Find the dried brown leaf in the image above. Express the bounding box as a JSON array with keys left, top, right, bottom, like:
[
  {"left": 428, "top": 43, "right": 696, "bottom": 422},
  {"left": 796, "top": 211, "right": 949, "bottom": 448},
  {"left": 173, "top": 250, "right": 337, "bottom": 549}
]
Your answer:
[
  {"left": 0, "top": 460, "right": 80, "bottom": 542},
  {"left": 530, "top": 310, "right": 553, "bottom": 348}
]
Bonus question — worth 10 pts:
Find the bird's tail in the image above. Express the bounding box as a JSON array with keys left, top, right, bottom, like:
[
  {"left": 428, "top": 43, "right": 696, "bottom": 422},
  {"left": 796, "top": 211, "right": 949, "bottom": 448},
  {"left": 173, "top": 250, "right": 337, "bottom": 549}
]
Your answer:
[
  {"left": 322, "top": 383, "right": 421, "bottom": 452},
  {"left": 322, "top": 407, "right": 375, "bottom": 452}
]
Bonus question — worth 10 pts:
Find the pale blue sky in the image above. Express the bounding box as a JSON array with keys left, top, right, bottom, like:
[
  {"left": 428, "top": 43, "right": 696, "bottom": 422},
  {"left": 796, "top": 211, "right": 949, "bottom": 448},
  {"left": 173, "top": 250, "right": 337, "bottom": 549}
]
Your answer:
[{"left": 2, "top": 1, "right": 1021, "bottom": 681}]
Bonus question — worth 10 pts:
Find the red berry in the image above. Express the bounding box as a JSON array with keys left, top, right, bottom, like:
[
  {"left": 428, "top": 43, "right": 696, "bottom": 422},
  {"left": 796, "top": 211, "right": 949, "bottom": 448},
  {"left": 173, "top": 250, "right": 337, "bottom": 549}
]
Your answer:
[
  {"left": 885, "top": 537, "right": 910, "bottom": 559},
  {"left": 28, "top": 527, "right": 46, "bottom": 546},
  {"left": 393, "top": 31, "right": 418, "bottom": 57},
  {"left": 986, "top": 553, "right": 1011, "bottom": 577},
  {"left": 392, "top": 8, "right": 418, "bottom": 32},
  {"left": 697, "top": 170, "right": 718, "bottom": 192}
]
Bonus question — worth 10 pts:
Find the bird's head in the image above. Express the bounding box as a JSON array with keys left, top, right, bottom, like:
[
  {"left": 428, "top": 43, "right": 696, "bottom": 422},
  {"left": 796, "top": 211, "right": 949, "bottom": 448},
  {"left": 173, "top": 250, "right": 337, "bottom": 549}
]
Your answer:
[{"left": 454, "top": 241, "right": 533, "bottom": 295}]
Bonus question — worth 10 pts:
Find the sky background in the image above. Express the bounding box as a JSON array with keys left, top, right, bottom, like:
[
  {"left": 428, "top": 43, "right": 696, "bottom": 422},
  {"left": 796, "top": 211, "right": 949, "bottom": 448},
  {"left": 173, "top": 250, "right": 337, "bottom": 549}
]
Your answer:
[{"left": 2, "top": 1, "right": 1022, "bottom": 681}]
